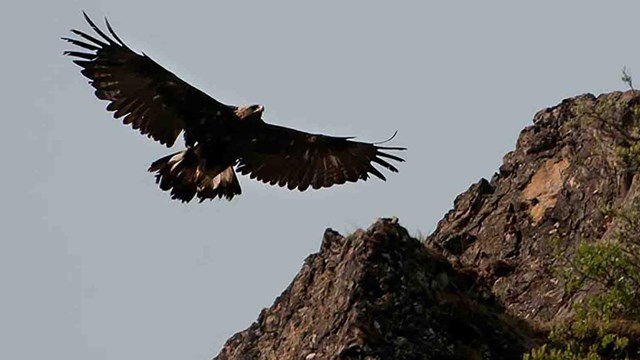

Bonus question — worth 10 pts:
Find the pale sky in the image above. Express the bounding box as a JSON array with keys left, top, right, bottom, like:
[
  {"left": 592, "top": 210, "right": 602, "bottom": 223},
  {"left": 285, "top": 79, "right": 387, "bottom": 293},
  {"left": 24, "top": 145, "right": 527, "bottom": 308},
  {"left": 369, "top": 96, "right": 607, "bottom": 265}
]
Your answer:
[{"left": 3, "top": 1, "right": 640, "bottom": 359}]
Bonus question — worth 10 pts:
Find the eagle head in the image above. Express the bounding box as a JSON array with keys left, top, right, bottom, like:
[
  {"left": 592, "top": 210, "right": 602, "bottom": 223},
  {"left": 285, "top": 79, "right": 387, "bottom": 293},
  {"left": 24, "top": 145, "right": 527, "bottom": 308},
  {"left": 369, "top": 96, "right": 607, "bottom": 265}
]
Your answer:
[{"left": 236, "top": 104, "right": 264, "bottom": 120}]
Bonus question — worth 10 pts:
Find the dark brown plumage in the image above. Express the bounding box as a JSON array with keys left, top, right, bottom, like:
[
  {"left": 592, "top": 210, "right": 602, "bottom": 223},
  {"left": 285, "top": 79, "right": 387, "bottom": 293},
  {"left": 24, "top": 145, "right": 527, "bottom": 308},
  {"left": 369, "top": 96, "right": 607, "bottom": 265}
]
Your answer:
[{"left": 63, "top": 12, "right": 406, "bottom": 202}]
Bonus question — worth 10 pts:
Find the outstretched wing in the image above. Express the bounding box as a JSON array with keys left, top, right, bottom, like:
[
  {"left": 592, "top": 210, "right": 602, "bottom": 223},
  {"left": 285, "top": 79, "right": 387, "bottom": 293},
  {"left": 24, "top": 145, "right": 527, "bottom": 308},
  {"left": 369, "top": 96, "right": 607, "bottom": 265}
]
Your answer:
[
  {"left": 236, "top": 124, "right": 405, "bottom": 191},
  {"left": 63, "top": 12, "right": 236, "bottom": 147}
]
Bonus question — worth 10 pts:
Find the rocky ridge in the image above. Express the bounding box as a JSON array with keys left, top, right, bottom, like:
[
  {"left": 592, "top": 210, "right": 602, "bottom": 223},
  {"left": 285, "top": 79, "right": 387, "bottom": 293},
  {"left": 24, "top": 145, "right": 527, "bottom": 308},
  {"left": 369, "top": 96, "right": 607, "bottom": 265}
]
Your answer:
[
  {"left": 215, "top": 91, "right": 640, "bottom": 359},
  {"left": 216, "top": 219, "right": 533, "bottom": 360},
  {"left": 427, "top": 91, "right": 640, "bottom": 324}
]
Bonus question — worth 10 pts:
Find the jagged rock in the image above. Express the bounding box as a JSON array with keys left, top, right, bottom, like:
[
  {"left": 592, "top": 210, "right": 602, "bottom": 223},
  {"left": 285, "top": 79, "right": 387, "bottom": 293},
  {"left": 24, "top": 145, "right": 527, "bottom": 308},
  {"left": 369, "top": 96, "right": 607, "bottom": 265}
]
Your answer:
[
  {"left": 216, "top": 219, "right": 533, "bottom": 360},
  {"left": 427, "top": 91, "right": 640, "bottom": 323},
  {"left": 215, "top": 90, "right": 640, "bottom": 359}
]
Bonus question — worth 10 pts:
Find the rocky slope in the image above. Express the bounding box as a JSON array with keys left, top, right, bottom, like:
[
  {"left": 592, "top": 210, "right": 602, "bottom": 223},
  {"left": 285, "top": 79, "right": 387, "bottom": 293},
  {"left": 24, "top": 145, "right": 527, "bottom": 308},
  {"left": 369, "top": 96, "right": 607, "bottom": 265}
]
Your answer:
[
  {"left": 216, "top": 219, "right": 534, "bottom": 360},
  {"left": 215, "top": 91, "right": 640, "bottom": 359},
  {"left": 427, "top": 91, "right": 640, "bottom": 324}
]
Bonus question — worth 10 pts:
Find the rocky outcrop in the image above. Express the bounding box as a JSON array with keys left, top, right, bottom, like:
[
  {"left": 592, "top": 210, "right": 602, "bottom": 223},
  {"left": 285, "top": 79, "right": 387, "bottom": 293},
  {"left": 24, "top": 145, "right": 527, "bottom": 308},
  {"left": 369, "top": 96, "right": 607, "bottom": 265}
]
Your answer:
[
  {"left": 215, "top": 91, "right": 640, "bottom": 359},
  {"left": 427, "top": 91, "right": 640, "bottom": 323},
  {"left": 216, "top": 219, "right": 533, "bottom": 360}
]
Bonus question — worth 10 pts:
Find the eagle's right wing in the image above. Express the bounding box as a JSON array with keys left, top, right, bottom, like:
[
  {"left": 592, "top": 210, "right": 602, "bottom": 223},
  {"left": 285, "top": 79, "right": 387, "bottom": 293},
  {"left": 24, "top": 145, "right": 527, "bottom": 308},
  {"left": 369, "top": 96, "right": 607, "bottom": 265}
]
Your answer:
[{"left": 63, "top": 12, "right": 236, "bottom": 147}]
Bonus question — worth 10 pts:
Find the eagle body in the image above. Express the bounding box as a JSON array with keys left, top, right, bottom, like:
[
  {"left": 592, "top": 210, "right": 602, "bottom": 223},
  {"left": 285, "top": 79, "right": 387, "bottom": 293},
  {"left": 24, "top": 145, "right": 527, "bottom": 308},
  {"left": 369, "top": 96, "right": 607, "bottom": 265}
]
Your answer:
[{"left": 63, "top": 13, "right": 405, "bottom": 202}]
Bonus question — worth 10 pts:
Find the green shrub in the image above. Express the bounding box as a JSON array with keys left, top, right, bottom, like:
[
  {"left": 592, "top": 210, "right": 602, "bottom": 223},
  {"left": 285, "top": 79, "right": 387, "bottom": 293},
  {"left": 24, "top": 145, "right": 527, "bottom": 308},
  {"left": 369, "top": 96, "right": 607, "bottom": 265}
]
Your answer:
[{"left": 523, "top": 200, "right": 640, "bottom": 359}]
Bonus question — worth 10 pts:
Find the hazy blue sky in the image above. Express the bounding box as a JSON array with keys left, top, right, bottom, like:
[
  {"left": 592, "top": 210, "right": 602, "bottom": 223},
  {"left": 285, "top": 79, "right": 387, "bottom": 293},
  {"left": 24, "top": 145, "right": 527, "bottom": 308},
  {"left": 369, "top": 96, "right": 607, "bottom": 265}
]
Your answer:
[{"left": 3, "top": 1, "right": 640, "bottom": 359}]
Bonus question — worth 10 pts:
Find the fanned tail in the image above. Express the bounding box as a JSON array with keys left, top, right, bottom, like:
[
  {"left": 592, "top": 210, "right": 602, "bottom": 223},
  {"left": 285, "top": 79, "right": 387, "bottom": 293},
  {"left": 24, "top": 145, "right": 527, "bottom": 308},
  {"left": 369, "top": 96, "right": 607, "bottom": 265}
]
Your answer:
[{"left": 148, "top": 147, "right": 241, "bottom": 202}]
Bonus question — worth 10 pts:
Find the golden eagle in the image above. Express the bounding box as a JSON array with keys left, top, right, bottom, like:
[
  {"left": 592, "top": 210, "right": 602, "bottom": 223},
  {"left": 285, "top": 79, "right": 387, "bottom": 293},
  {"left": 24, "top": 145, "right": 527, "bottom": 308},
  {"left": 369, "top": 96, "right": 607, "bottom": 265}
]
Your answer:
[{"left": 63, "top": 13, "right": 405, "bottom": 202}]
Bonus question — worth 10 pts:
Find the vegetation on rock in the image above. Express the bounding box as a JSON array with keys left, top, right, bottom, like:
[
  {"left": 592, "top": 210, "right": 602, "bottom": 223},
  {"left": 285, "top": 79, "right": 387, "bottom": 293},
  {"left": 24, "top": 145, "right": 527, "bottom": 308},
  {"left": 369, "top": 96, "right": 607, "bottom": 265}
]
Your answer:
[{"left": 524, "top": 94, "right": 640, "bottom": 360}]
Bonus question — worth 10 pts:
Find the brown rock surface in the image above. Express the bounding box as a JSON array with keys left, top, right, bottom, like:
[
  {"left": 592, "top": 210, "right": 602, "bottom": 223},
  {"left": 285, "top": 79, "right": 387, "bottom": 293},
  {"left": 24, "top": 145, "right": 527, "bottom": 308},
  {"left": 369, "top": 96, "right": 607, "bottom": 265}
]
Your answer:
[
  {"left": 216, "top": 219, "right": 532, "bottom": 360},
  {"left": 427, "top": 90, "right": 640, "bottom": 323}
]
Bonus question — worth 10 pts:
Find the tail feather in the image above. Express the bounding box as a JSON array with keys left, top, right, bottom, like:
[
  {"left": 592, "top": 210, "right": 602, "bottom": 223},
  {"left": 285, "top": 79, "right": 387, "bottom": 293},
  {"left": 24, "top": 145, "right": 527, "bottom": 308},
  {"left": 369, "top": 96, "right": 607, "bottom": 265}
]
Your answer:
[
  {"left": 196, "top": 168, "right": 242, "bottom": 202},
  {"left": 148, "top": 147, "right": 241, "bottom": 202}
]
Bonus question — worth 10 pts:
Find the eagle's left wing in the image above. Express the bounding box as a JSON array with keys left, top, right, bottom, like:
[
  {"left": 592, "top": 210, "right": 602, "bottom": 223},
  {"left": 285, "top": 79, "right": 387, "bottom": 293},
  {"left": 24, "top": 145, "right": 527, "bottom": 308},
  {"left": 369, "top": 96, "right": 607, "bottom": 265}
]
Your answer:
[
  {"left": 237, "top": 124, "right": 405, "bottom": 191},
  {"left": 63, "top": 12, "right": 237, "bottom": 147}
]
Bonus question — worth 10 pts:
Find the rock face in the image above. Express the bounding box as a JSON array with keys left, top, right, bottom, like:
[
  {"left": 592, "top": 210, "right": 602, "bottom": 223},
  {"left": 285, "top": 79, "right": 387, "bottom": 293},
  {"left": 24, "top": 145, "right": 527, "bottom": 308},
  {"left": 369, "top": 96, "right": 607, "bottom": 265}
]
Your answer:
[
  {"left": 216, "top": 91, "right": 640, "bottom": 359},
  {"left": 427, "top": 91, "right": 640, "bottom": 324},
  {"left": 216, "top": 219, "right": 532, "bottom": 360}
]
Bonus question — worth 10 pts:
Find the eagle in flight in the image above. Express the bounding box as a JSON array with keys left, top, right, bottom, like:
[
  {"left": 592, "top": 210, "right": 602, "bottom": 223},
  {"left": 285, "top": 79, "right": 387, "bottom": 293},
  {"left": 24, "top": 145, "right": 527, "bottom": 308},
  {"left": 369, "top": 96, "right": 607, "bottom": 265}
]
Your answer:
[{"left": 63, "top": 13, "right": 405, "bottom": 202}]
